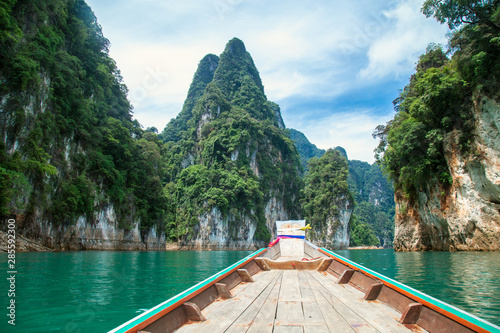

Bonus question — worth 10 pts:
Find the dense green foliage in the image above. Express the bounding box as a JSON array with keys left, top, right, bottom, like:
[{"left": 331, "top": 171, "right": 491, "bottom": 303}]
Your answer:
[
  {"left": 334, "top": 147, "right": 348, "bottom": 160},
  {"left": 445, "top": 1, "right": 500, "bottom": 93},
  {"left": 159, "top": 38, "right": 303, "bottom": 244},
  {"left": 375, "top": 45, "right": 472, "bottom": 197},
  {"left": 375, "top": 1, "right": 499, "bottom": 201},
  {"left": 349, "top": 214, "right": 380, "bottom": 247},
  {"left": 0, "top": 0, "right": 171, "bottom": 233},
  {"left": 287, "top": 129, "right": 325, "bottom": 173},
  {"left": 422, "top": 0, "right": 500, "bottom": 30},
  {"left": 301, "top": 149, "right": 353, "bottom": 233},
  {"left": 289, "top": 128, "right": 395, "bottom": 246},
  {"left": 348, "top": 161, "right": 395, "bottom": 247}
]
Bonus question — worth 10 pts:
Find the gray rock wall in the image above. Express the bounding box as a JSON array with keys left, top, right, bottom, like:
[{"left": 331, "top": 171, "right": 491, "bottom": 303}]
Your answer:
[
  {"left": 177, "top": 196, "right": 291, "bottom": 250},
  {"left": 12, "top": 206, "right": 166, "bottom": 251},
  {"left": 394, "top": 94, "right": 500, "bottom": 251},
  {"left": 308, "top": 197, "right": 353, "bottom": 250},
  {"left": 182, "top": 207, "right": 258, "bottom": 250}
]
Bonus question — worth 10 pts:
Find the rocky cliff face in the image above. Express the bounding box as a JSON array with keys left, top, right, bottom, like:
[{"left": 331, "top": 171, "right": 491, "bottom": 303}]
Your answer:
[
  {"left": 265, "top": 196, "right": 291, "bottom": 239},
  {"left": 181, "top": 196, "right": 290, "bottom": 251},
  {"left": 308, "top": 198, "right": 353, "bottom": 250},
  {"left": 394, "top": 93, "right": 500, "bottom": 251},
  {"left": 26, "top": 206, "right": 166, "bottom": 251},
  {"left": 7, "top": 200, "right": 167, "bottom": 250}
]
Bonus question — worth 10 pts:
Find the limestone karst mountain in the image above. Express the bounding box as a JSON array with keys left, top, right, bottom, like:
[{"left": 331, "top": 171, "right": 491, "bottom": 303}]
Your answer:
[{"left": 159, "top": 38, "right": 303, "bottom": 249}]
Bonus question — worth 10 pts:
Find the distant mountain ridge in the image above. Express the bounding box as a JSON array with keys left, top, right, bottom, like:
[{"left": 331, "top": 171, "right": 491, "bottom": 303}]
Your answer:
[
  {"left": 288, "top": 129, "right": 325, "bottom": 172},
  {"left": 288, "top": 128, "right": 395, "bottom": 246}
]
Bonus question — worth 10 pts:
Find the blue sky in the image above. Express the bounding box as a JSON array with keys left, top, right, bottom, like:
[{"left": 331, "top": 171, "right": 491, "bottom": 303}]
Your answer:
[{"left": 85, "top": 0, "right": 449, "bottom": 163}]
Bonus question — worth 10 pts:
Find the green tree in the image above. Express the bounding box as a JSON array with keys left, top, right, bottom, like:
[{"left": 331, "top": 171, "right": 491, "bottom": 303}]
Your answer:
[
  {"left": 422, "top": 0, "right": 500, "bottom": 30},
  {"left": 349, "top": 215, "right": 380, "bottom": 247},
  {"left": 374, "top": 45, "right": 472, "bottom": 198},
  {"left": 423, "top": 1, "right": 500, "bottom": 89},
  {"left": 349, "top": 202, "right": 380, "bottom": 247},
  {"left": 301, "top": 149, "right": 353, "bottom": 231}
]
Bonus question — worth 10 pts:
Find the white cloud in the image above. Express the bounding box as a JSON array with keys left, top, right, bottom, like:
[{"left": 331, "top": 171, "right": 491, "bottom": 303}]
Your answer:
[
  {"left": 110, "top": 42, "right": 214, "bottom": 102},
  {"left": 360, "top": 0, "right": 449, "bottom": 79},
  {"left": 107, "top": 37, "right": 233, "bottom": 130},
  {"left": 86, "top": 0, "right": 450, "bottom": 159},
  {"left": 108, "top": 43, "right": 208, "bottom": 130},
  {"left": 131, "top": 101, "right": 180, "bottom": 131},
  {"left": 286, "top": 108, "right": 395, "bottom": 163}
]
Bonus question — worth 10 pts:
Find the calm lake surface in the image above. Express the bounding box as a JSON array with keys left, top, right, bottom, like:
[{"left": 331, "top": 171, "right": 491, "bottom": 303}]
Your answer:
[{"left": 1, "top": 249, "right": 499, "bottom": 332}]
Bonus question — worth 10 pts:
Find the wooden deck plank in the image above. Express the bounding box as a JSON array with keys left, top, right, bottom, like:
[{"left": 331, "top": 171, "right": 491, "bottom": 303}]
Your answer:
[
  {"left": 279, "top": 270, "right": 302, "bottom": 301},
  {"left": 174, "top": 267, "right": 419, "bottom": 333},
  {"left": 276, "top": 300, "right": 304, "bottom": 325},
  {"left": 299, "top": 271, "right": 330, "bottom": 333},
  {"left": 175, "top": 270, "right": 278, "bottom": 333},
  {"left": 307, "top": 272, "right": 366, "bottom": 333},
  {"left": 342, "top": 283, "right": 404, "bottom": 323},
  {"left": 199, "top": 269, "right": 272, "bottom": 319},
  {"left": 309, "top": 273, "right": 382, "bottom": 332},
  {"left": 306, "top": 273, "right": 354, "bottom": 333},
  {"left": 274, "top": 326, "right": 304, "bottom": 333},
  {"left": 225, "top": 271, "right": 282, "bottom": 333},
  {"left": 275, "top": 270, "right": 331, "bottom": 331},
  {"left": 246, "top": 271, "right": 283, "bottom": 333},
  {"left": 312, "top": 271, "right": 414, "bottom": 333},
  {"left": 302, "top": 302, "right": 331, "bottom": 333},
  {"left": 276, "top": 270, "right": 304, "bottom": 329},
  {"left": 193, "top": 271, "right": 261, "bottom": 319},
  {"left": 303, "top": 325, "right": 330, "bottom": 333},
  {"left": 297, "top": 270, "right": 315, "bottom": 301},
  {"left": 309, "top": 292, "right": 355, "bottom": 332}
]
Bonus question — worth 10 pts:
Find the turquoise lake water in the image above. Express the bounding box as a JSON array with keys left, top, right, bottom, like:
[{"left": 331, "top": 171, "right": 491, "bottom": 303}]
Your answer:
[{"left": 1, "top": 249, "right": 499, "bottom": 332}]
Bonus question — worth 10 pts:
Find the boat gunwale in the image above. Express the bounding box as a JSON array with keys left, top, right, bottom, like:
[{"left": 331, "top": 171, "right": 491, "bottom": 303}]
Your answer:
[
  {"left": 319, "top": 247, "right": 500, "bottom": 333},
  {"left": 107, "top": 248, "right": 267, "bottom": 333}
]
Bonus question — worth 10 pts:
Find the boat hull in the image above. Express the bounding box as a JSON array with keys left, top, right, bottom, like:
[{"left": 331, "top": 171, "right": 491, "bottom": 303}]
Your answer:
[{"left": 108, "top": 241, "right": 499, "bottom": 333}]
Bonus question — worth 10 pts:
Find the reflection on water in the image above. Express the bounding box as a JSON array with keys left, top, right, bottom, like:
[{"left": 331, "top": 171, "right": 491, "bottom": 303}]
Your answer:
[
  {"left": 0, "top": 251, "right": 253, "bottom": 333},
  {"left": 335, "top": 249, "right": 500, "bottom": 325}
]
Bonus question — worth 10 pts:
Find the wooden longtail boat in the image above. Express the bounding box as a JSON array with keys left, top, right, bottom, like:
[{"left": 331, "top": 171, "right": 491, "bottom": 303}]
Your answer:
[{"left": 109, "top": 221, "right": 500, "bottom": 333}]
